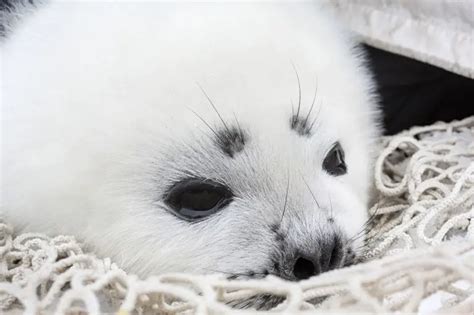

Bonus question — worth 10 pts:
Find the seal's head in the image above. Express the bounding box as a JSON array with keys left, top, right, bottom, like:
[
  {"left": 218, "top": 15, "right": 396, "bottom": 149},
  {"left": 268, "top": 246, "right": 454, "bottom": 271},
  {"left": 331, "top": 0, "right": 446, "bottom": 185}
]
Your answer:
[{"left": 3, "top": 2, "right": 380, "bottom": 280}]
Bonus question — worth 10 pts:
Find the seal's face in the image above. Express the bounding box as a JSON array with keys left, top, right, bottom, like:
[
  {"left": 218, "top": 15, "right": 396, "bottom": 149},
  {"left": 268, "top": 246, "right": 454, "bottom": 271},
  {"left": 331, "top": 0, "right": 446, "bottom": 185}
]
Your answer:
[
  {"left": 160, "top": 135, "right": 357, "bottom": 280},
  {"left": 138, "top": 80, "right": 375, "bottom": 280},
  {"left": 3, "top": 2, "right": 380, "bottom": 279},
  {"left": 111, "top": 47, "right": 379, "bottom": 278}
]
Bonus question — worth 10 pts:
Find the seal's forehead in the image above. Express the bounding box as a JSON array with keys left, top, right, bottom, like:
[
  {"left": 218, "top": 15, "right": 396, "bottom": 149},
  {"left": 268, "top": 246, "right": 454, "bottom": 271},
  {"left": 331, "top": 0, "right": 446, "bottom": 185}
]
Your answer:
[{"left": 184, "top": 86, "right": 341, "bottom": 164}]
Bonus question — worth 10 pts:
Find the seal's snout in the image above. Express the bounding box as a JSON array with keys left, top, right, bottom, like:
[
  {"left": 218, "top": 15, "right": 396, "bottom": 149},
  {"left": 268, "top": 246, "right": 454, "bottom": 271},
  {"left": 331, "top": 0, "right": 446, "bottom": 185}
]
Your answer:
[{"left": 285, "top": 234, "right": 345, "bottom": 281}]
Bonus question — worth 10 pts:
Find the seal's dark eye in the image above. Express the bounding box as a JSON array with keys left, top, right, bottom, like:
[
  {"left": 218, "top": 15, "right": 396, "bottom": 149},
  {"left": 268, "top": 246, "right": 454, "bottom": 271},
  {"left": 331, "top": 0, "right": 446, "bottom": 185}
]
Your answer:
[
  {"left": 323, "top": 142, "right": 347, "bottom": 176},
  {"left": 164, "top": 179, "right": 233, "bottom": 221}
]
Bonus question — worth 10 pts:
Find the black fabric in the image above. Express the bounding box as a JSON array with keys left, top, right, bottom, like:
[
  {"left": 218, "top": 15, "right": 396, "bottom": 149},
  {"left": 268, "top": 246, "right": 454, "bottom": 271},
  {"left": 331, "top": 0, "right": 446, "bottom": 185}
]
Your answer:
[{"left": 363, "top": 44, "right": 474, "bottom": 135}]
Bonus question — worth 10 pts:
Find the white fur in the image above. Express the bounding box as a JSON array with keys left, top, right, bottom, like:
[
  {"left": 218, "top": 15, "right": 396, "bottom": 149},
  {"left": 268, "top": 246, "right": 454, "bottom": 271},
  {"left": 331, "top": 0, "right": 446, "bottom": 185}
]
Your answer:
[{"left": 1, "top": 1, "right": 380, "bottom": 276}]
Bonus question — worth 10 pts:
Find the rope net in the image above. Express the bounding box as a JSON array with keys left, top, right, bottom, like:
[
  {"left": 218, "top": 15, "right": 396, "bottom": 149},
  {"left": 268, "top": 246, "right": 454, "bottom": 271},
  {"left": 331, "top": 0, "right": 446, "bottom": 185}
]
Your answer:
[{"left": 1, "top": 117, "right": 473, "bottom": 314}]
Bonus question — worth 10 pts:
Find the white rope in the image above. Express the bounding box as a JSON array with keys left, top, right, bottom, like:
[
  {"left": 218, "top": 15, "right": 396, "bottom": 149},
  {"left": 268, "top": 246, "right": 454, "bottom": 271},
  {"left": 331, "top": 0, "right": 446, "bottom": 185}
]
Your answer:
[{"left": 1, "top": 117, "right": 473, "bottom": 314}]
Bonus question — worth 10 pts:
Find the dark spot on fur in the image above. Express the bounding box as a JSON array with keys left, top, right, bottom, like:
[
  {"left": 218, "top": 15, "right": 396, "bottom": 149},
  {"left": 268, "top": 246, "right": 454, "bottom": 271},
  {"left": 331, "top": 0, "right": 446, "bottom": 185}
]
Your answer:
[
  {"left": 0, "top": 0, "right": 41, "bottom": 38},
  {"left": 215, "top": 126, "right": 246, "bottom": 158},
  {"left": 290, "top": 114, "right": 312, "bottom": 137},
  {"left": 270, "top": 224, "right": 279, "bottom": 233},
  {"left": 343, "top": 249, "right": 357, "bottom": 267},
  {"left": 275, "top": 232, "right": 284, "bottom": 243},
  {"left": 273, "top": 262, "right": 280, "bottom": 271},
  {"left": 271, "top": 224, "right": 286, "bottom": 243},
  {"left": 327, "top": 217, "right": 335, "bottom": 223}
]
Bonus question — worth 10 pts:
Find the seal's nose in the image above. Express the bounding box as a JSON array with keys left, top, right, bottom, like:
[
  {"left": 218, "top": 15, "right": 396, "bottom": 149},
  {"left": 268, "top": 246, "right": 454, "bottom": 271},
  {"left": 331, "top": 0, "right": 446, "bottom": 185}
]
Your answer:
[{"left": 290, "top": 235, "right": 344, "bottom": 280}]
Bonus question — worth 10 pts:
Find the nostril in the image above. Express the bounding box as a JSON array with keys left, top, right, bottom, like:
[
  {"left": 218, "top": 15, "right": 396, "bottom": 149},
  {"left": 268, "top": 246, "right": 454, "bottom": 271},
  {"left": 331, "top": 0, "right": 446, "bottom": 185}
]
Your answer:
[
  {"left": 293, "top": 256, "right": 317, "bottom": 280},
  {"left": 325, "top": 235, "right": 344, "bottom": 271}
]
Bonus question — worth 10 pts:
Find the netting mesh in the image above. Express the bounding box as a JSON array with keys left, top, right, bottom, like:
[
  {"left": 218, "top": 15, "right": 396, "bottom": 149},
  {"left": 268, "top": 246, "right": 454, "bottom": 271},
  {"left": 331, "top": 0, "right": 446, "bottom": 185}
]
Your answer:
[{"left": 1, "top": 117, "right": 473, "bottom": 314}]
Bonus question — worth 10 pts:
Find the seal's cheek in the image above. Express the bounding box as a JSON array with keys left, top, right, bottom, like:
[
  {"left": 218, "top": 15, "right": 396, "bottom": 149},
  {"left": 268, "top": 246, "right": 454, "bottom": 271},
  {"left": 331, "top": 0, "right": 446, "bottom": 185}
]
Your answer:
[{"left": 327, "top": 185, "right": 368, "bottom": 251}]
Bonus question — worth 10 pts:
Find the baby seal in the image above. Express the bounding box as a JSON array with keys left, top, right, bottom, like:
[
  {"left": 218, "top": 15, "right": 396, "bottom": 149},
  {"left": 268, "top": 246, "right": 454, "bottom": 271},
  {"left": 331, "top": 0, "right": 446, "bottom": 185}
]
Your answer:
[{"left": 1, "top": 1, "right": 380, "bottom": 280}]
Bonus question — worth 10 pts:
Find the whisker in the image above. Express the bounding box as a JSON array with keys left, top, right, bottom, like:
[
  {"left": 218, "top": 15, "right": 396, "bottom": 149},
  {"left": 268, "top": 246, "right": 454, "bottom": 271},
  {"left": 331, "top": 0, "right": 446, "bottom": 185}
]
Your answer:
[
  {"left": 196, "top": 82, "right": 231, "bottom": 134},
  {"left": 204, "top": 268, "right": 269, "bottom": 279},
  {"left": 347, "top": 205, "right": 381, "bottom": 244},
  {"left": 352, "top": 228, "right": 385, "bottom": 252},
  {"left": 303, "top": 77, "right": 318, "bottom": 127},
  {"left": 309, "top": 100, "right": 323, "bottom": 131},
  {"left": 348, "top": 218, "right": 374, "bottom": 243},
  {"left": 362, "top": 227, "right": 385, "bottom": 243},
  {"left": 188, "top": 107, "right": 223, "bottom": 142},
  {"left": 291, "top": 98, "right": 295, "bottom": 119},
  {"left": 291, "top": 63, "right": 302, "bottom": 121},
  {"left": 300, "top": 174, "right": 320, "bottom": 208},
  {"left": 349, "top": 228, "right": 377, "bottom": 246},
  {"left": 232, "top": 112, "right": 245, "bottom": 142},
  {"left": 328, "top": 193, "right": 334, "bottom": 219},
  {"left": 280, "top": 169, "right": 291, "bottom": 224}
]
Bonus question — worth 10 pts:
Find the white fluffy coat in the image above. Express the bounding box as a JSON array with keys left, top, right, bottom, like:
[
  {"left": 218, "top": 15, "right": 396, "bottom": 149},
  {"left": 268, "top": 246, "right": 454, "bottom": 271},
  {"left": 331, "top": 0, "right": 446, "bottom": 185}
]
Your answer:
[{"left": 1, "top": 1, "right": 380, "bottom": 277}]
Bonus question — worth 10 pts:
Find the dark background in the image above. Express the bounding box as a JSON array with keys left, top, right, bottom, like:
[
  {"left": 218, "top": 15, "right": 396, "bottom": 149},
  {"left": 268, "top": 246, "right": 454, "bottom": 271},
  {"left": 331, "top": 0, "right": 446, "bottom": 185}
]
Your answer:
[{"left": 363, "top": 45, "right": 474, "bottom": 135}]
